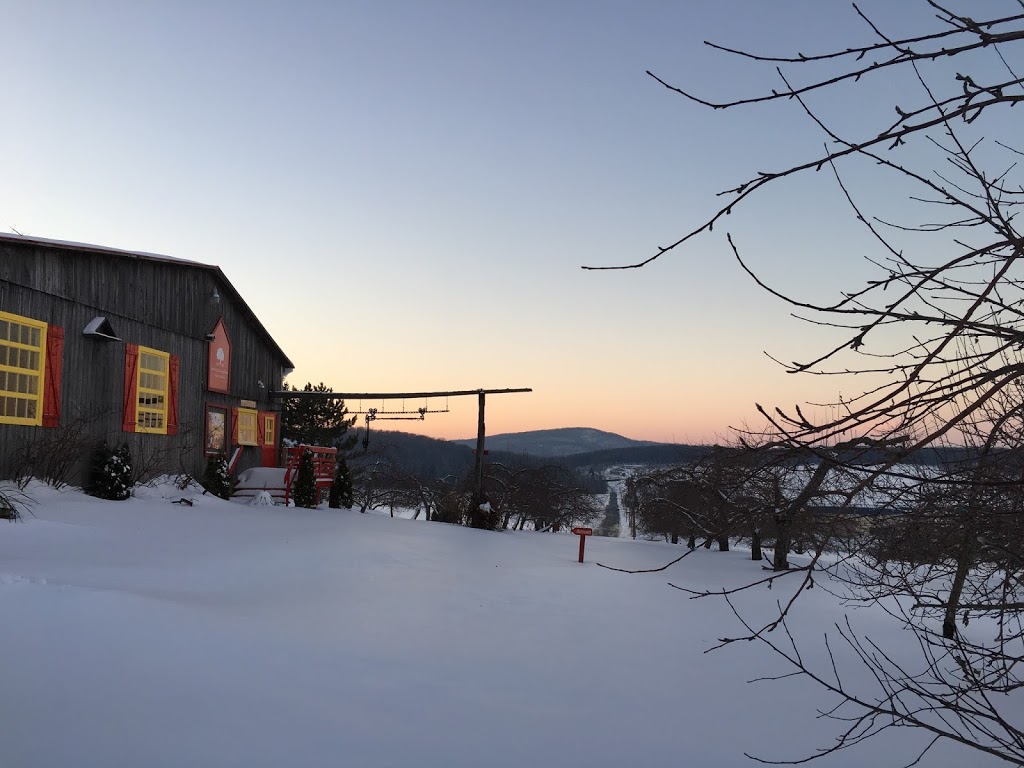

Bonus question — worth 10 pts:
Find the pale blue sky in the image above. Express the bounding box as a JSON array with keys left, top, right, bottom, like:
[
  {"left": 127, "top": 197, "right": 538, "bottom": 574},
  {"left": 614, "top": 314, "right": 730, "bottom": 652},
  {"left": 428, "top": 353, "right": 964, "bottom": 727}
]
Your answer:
[{"left": 2, "top": 1, "right": 1018, "bottom": 441}]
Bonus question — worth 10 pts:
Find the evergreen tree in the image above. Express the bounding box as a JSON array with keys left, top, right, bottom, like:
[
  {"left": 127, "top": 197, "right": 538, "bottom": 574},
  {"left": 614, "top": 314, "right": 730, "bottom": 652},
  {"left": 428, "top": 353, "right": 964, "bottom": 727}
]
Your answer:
[
  {"left": 201, "top": 456, "right": 233, "bottom": 500},
  {"left": 292, "top": 449, "right": 318, "bottom": 509},
  {"left": 86, "top": 442, "right": 133, "bottom": 501},
  {"left": 281, "top": 382, "right": 357, "bottom": 449},
  {"left": 329, "top": 454, "right": 355, "bottom": 509}
]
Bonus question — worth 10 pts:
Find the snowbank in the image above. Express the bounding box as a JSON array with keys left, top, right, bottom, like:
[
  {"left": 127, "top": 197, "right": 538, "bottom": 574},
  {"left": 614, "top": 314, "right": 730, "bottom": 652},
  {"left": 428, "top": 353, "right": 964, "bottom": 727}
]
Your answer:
[{"left": 0, "top": 481, "right": 1003, "bottom": 767}]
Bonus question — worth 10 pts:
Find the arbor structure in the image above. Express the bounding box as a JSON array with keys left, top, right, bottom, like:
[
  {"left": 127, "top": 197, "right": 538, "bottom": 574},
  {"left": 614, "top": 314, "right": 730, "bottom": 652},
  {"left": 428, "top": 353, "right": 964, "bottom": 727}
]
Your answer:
[{"left": 592, "top": 3, "right": 1024, "bottom": 764}]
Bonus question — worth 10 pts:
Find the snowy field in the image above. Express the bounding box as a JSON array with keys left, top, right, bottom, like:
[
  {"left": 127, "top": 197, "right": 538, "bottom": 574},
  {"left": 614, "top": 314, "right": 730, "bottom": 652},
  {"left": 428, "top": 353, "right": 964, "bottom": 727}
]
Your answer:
[{"left": 0, "top": 480, "right": 1008, "bottom": 768}]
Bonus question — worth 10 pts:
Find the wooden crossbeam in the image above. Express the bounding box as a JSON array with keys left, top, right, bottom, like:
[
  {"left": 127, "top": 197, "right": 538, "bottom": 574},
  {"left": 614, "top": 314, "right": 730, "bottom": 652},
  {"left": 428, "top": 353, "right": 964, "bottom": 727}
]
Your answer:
[{"left": 270, "top": 388, "right": 532, "bottom": 400}]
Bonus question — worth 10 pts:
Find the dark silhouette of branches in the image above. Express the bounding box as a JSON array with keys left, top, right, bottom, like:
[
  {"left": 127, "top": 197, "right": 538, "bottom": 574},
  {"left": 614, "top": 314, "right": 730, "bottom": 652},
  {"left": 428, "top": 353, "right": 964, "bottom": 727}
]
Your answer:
[{"left": 592, "top": 2, "right": 1024, "bottom": 763}]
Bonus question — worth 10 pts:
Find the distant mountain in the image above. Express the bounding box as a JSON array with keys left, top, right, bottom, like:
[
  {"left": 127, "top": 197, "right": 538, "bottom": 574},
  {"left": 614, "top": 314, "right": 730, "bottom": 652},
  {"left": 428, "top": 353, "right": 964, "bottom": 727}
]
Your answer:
[{"left": 453, "top": 427, "right": 662, "bottom": 457}]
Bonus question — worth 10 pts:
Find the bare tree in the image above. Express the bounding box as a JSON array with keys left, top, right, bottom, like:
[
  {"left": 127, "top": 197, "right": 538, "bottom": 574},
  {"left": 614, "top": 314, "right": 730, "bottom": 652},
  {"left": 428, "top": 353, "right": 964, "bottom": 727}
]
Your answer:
[
  {"left": 591, "top": 3, "right": 1024, "bottom": 764},
  {"left": 485, "top": 459, "right": 601, "bottom": 532}
]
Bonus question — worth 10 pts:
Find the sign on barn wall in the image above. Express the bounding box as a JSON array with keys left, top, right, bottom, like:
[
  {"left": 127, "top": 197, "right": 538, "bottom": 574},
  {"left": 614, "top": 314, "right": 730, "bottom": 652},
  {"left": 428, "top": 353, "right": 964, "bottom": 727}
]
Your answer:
[{"left": 208, "top": 317, "right": 231, "bottom": 393}]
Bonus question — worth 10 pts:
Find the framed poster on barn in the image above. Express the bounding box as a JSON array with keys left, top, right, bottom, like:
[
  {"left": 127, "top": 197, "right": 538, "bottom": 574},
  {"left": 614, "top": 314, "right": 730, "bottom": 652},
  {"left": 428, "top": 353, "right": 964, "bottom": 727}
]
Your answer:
[{"left": 205, "top": 405, "right": 228, "bottom": 456}]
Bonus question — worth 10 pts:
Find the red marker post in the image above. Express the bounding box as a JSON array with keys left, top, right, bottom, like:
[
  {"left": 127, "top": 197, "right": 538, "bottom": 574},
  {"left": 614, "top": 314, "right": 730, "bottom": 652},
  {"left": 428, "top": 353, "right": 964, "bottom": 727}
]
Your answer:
[{"left": 571, "top": 527, "right": 593, "bottom": 563}]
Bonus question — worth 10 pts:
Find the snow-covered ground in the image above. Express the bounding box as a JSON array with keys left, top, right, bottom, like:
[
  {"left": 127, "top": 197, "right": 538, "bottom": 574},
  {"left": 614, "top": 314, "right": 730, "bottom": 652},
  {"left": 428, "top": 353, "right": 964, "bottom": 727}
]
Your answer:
[{"left": 0, "top": 480, "right": 1006, "bottom": 767}]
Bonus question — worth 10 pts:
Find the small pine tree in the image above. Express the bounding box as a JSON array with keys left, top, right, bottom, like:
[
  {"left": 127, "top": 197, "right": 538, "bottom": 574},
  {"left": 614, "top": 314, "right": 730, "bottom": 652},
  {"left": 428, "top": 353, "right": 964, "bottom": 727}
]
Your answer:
[
  {"left": 85, "top": 441, "right": 112, "bottom": 497},
  {"left": 292, "top": 449, "right": 318, "bottom": 508},
  {"left": 87, "top": 442, "right": 133, "bottom": 500},
  {"left": 201, "top": 456, "right": 233, "bottom": 499},
  {"left": 328, "top": 455, "right": 355, "bottom": 509}
]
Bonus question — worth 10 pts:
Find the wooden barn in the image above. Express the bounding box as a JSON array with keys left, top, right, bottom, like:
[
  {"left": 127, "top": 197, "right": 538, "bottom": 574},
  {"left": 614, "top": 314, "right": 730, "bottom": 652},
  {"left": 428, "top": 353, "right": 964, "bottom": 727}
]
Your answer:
[{"left": 0, "top": 232, "right": 293, "bottom": 486}]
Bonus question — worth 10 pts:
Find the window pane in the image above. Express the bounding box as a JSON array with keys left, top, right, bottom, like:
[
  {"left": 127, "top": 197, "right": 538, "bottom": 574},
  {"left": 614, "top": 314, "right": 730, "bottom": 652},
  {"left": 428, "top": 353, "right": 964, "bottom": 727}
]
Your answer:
[
  {"left": 0, "top": 320, "right": 7, "bottom": 340},
  {"left": 5, "top": 398, "right": 14, "bottom": 416},
  {"left": 0, "top": 346, "right": 6, "bottom": 366},
  {"left": 30, "top": 327, "right": 40, "bottom": 347},
  {"left": 141, "top": 353, "right": 165, "bottom": 372},
  {"left": 26, "top": 400, "right": 36, "bottom": 419},
  {"left": 28, "top": 375, "right": 37, "bottom": 396},
  {"left": 16, "top": 398, "right": 26, "bottom": 418}
]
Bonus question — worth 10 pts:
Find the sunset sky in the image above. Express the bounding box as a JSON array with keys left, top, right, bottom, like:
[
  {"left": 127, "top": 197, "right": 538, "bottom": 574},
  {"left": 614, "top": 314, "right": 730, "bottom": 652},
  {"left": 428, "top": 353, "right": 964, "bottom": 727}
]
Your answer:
[{"left": 2, "top": 1, "right": 1015, "bottom": 443}]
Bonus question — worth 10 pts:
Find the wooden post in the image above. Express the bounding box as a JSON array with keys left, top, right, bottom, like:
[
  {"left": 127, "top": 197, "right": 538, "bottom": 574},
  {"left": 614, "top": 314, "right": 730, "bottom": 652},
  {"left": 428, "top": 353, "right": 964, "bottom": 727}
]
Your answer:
[{"left": 474, "top": 390, "right": 486, "bottom": 502}]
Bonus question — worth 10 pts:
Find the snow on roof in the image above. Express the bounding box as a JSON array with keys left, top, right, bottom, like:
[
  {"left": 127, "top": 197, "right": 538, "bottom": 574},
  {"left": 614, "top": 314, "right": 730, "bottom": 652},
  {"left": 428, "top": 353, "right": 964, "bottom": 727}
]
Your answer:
[
  {"left": 0, "top": 231, "right": 211, "bottom": 269},
  {"left": 0, "top": 232, "right": 294, "bottom": 367}
]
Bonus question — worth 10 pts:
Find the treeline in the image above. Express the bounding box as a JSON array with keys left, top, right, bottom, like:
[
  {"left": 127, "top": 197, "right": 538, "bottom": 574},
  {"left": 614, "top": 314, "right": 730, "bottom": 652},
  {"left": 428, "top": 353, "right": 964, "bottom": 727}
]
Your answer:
[{"left": 345, "top": 429, "right": 606, "bottom": 530}]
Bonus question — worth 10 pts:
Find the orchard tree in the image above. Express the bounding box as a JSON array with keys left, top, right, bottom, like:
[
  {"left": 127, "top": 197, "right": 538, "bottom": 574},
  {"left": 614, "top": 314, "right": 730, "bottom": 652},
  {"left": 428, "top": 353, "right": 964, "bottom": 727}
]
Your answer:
[{"left": 591, "top": 3, "right": 1024, "bottom": 764}]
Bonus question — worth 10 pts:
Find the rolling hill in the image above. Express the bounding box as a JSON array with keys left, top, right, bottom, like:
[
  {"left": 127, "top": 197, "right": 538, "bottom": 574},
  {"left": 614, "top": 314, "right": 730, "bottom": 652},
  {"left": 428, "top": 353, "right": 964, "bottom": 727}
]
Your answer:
[{"left": 453, "top": 427, "right": 662, "bottom": 457}]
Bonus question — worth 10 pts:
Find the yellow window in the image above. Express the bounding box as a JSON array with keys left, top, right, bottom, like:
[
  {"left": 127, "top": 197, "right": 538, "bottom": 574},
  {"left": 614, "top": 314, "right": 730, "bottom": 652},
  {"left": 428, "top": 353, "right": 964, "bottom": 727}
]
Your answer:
[
  {"left": 264, "top": 415, "right": 275, "bottom": 445},
  {"left": 237, "top": 408, "right": 258, "bottom": 446},
  {"left": 136, "top": 346, "right": 169, "bottom": 434},
  {"left": 0, "top": 310, "right": 47, "bottom": 426}
]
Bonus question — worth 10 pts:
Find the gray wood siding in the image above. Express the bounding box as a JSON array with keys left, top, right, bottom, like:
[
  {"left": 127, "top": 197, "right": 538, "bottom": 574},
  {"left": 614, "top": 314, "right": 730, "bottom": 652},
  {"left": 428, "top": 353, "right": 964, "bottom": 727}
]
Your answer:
[{"left": 0, "top": 241, "right": 289, "bottom": 484}]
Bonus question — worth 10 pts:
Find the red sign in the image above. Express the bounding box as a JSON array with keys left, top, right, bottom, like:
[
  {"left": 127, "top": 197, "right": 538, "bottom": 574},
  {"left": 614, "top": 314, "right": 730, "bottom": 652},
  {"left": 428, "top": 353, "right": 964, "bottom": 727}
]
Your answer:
[
  {"left": 572, "top": 527, "right": 593, "bottom": 563},
  {"left": 207, "top": 317, "right": 231, "bottom": 393}
]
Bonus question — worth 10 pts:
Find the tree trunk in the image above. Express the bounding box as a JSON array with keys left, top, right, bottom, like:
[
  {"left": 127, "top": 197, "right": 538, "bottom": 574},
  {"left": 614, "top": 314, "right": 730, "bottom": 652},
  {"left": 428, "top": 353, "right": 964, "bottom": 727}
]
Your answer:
[
  {"left": 687, "top": 534, "right": 696, "bottom": 550},
  {"left": 773, "top": 514, "right": 790, "bottom": 571},
  {"left": 751, "top": 530, "right": 762, "bottom": 561},
  {"left": 671, "top": 532, "right": 679, "bottom": 544},
  {"left": 944, "top": 530, "right": 975, "bottom": 640},
  {"left": 717, "top": 535, "right": 729, "bottom": 552}
]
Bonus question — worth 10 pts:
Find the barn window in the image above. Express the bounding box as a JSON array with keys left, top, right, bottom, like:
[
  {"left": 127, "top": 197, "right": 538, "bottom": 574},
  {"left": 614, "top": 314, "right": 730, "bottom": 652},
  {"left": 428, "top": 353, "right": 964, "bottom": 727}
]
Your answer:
[
  {"left": 0, "top": 310, "right": 47, "bottom": 426},
  {"left": 263, "top": 414, "right": 275, "bottom": 446},
  {"left": 136, "top": 346, "right": 169, "bottom": 434},
  {"left": 123, "top": 345, "right": 178, "bottom": 435},
  {"left": 237, "top": 408, "right": 258, "bottom": 446}
]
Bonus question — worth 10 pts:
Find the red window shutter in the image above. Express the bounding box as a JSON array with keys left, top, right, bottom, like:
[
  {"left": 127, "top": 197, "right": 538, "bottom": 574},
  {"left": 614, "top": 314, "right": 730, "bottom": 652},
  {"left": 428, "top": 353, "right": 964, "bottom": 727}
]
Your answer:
[
  {"left": 42, "top": 325, "right": 64, "bottom": 428},
  {"left": 231, "top": 407, "right": 239, "bottom": 445},
  {"left": 123, "top": 344, "right": 139, "bottom": 432},
  {"left": 256, "top": 411, "right": 266, "bottom": 445},
  {"left": 167, "top": 355, "right": 180, "bottom": 436}
]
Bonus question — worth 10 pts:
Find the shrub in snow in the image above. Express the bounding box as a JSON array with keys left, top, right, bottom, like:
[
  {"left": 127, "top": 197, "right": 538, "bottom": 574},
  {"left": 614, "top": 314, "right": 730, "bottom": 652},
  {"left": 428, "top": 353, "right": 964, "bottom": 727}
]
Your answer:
[
  {"left": 248, "top": 490, "right": 276, "bottom": 507},
  {"left": 0, "top": 491, "right": 20, "bottom": 521},
  {"left": 86, "top": 442, "right": 134, "bottom": 501},
  {"left": 433, "top": 489, "right": 467, "bottom": 525},
  {"left": 292, "top": 449, "right": 318, "bottom": 509},
  {"left": 201, "top": 457, "right": 233, "bottom": 500},
  {"left": 467, "top": 497, "right": 500, "bottom": 530},
  {"left": 328, "top": 455, "right": 354, "bottom": 509}
]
